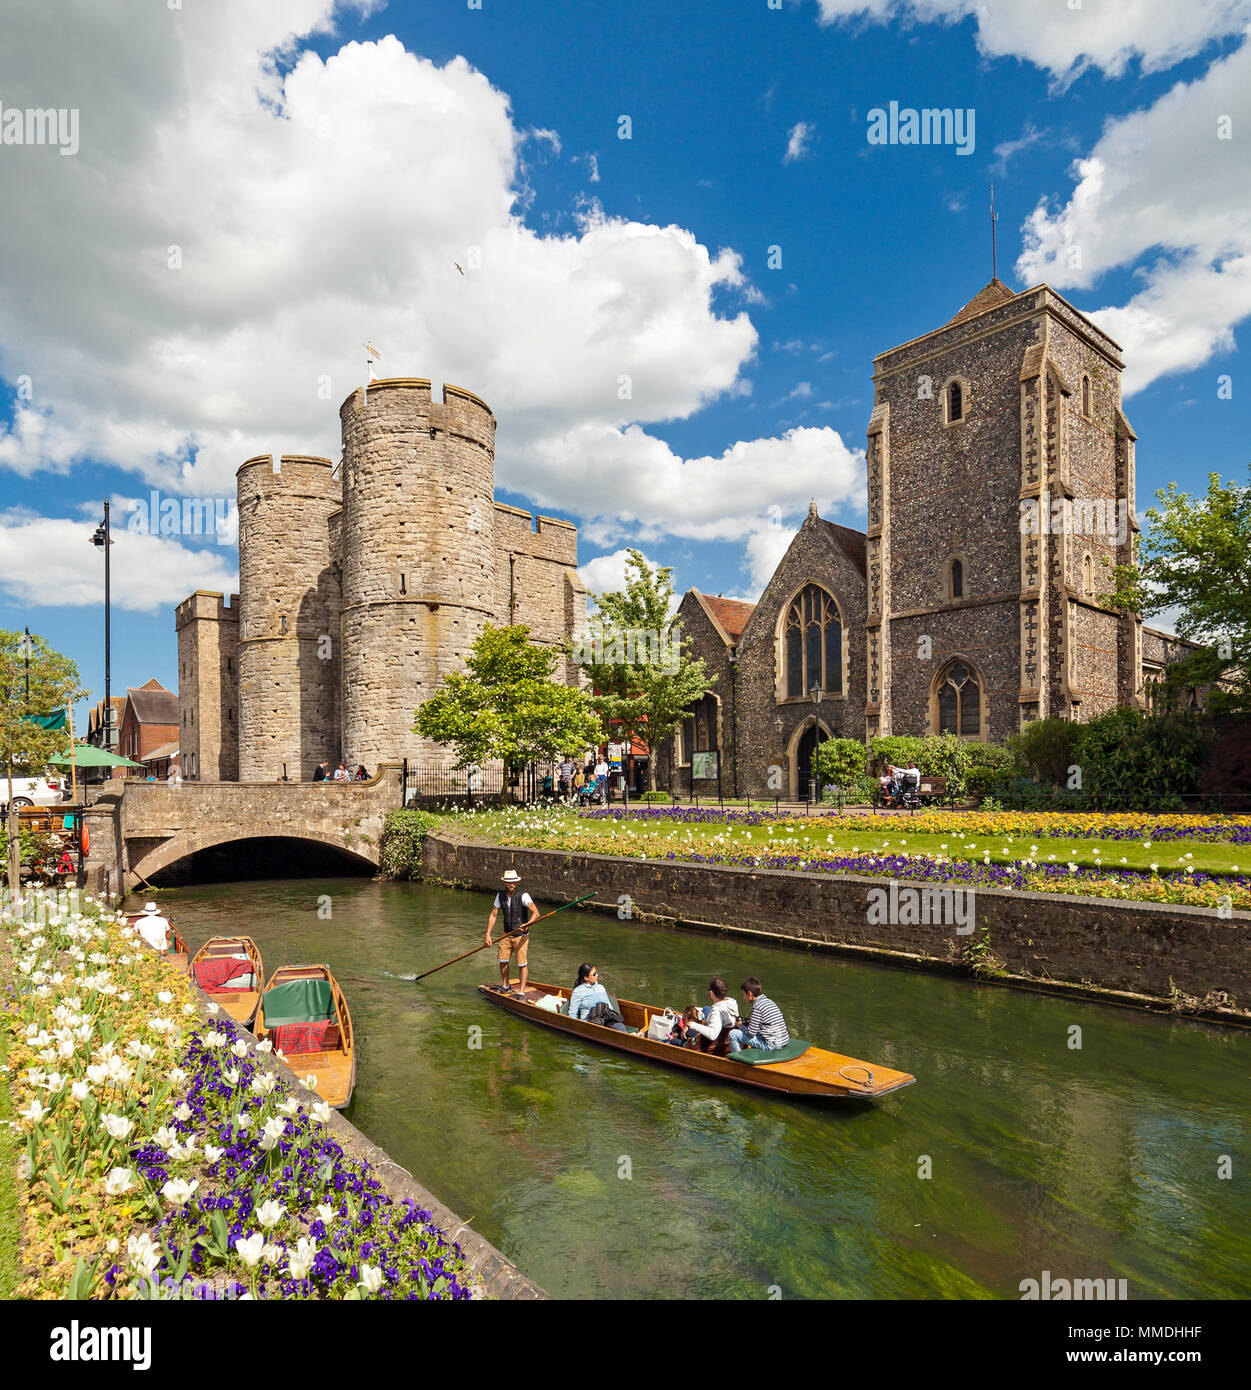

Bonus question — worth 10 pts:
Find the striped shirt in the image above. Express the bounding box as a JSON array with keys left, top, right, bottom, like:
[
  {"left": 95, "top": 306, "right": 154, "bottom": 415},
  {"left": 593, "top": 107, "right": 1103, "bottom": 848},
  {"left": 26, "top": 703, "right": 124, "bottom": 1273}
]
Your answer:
[{"left": 745, "top": 994, "right": 789, "bottom": 1048}]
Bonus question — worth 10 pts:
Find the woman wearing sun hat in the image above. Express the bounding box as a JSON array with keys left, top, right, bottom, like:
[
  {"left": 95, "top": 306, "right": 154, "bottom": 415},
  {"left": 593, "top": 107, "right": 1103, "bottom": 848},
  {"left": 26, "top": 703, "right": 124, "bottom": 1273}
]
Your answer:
[{"left": 484, "top": 869, "right": 540, "bottom": 994}]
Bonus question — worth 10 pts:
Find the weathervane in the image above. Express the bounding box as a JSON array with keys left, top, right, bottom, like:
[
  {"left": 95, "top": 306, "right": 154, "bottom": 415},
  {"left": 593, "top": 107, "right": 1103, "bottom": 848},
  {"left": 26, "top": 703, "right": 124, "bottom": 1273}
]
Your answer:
[
  {"left": 362, "top": 340, "right": 381, "bottom": 398},
  {"left": 990, "top": 183, "right": 999, "bottom": 281}
]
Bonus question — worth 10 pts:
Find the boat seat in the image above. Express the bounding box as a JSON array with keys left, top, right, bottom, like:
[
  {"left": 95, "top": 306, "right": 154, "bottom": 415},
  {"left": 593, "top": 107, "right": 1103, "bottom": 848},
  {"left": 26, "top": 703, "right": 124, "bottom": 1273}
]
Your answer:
[{"left": 730, "top": 1039, "right": 811, "bottom": 1065}]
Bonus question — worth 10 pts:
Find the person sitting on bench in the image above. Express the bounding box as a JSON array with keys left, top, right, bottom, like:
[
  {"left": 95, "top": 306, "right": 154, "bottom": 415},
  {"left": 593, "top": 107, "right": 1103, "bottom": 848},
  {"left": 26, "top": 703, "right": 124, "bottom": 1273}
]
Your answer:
[
  {"left": 728, "top": 977, "right": 790, "bottom": 1054},
  {"left": 683, "top": 976, "right": 739, "bottom": 1056}
]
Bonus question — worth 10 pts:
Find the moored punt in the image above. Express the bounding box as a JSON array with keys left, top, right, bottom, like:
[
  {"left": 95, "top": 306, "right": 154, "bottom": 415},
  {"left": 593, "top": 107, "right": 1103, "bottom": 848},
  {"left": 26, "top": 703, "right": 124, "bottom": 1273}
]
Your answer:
[
  {"left": 124, "top": 911, "right": 189, "bottom": 975},
  {"left": 478, "top": 980, "right": 916, "bottom": 1102},
  {"left": 254, "top": 965, "right": 356, "bottom": 1109},
  {"left": 189, "top": 936, "right": 265, "bottom": 1028}
]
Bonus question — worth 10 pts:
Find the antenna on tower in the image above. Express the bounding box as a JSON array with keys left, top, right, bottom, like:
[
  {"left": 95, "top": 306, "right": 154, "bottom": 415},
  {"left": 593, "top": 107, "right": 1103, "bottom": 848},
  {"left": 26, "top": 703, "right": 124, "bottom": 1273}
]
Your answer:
[{"left": 990, "top": 183, "right": 999, "bottom": 281}]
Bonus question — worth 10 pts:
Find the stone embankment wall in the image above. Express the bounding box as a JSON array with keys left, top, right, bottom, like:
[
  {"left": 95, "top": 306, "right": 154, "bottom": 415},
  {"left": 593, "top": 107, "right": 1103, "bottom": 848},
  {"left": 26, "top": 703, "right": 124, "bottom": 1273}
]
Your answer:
[{"left": 424, "top": 832, "right": 1251, "bottom": 1018}]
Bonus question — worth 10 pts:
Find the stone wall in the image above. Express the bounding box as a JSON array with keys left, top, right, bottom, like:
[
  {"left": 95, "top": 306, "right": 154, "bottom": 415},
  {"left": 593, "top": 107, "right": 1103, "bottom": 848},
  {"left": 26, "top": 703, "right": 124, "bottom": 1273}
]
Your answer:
[
  {"left": 424, "top": 833, "right": 1251, "bottom": 1012},
  {"left": 493, "top": 504, "right": 586, "bottom": 685},
  {"left": 175, "top": 591, "right": 239, "bottom": 781},
  {"left": 338, "top": 381, "right": 497, "bottom": 772},
  {"left": 236, "top": 455, "right": 342, "bottom": 781}
]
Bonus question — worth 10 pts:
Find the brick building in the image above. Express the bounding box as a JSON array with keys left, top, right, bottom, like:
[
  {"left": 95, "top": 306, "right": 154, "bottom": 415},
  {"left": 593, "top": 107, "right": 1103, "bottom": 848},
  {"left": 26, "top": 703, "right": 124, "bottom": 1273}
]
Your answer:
[
  {"left": 661, "top": 280, "right": 1195, "bottom": 800},
  {"left": 177, "top": 378, "right": 586, "bottom": 781},
  {"left": 117, "top": 678, "right": 180, "bottom": 776}
]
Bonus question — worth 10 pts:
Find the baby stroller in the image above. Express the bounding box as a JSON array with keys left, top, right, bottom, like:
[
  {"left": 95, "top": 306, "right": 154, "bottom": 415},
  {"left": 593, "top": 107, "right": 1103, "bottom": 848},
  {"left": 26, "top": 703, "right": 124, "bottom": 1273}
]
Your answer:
[{"left": 896, "top": 770, "right": 922, "bottom": 811}]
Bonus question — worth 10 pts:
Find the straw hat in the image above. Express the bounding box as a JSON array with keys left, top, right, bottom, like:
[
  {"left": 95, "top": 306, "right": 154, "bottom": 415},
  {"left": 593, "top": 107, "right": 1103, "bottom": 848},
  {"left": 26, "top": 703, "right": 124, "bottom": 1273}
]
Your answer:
[
  {"left": 501, "top": 869, "right": 521, "bottom": 884},
  {"left": 141, "top": 902, "right": 160, "bottom": 914}
]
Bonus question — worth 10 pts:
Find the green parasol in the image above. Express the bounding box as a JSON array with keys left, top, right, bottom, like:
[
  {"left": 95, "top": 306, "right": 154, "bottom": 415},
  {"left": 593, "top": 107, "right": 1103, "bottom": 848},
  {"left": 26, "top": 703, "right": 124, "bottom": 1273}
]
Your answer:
[{"left": 49, "top": 747, "right": 145, "bottom": 769}]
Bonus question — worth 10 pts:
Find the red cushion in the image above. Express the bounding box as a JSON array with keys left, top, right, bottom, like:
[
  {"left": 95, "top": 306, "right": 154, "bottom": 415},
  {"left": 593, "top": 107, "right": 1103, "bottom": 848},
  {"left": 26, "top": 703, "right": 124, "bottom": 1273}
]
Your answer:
[
  {"left": 194, "top": 957, "right": 250, "bottom": 992},
  {"left": 268, "top": 1020, "right": 333, "bottom": 1055}
]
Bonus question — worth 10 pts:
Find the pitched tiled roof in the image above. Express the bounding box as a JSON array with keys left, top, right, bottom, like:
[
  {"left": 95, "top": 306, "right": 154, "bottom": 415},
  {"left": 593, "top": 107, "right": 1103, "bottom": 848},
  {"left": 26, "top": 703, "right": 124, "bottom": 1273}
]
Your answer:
[
  {"left": 946, "top": 278, "right": 1017, "bottom": 326},
  {"left": 696, "top": 592, "right": 756, "bottom": 643},
  {"left": 125, "top": 684, "right": 179, "bottom": 725},
  {"left": 822, "top": 520, "right": 867, "bottom": 575}
]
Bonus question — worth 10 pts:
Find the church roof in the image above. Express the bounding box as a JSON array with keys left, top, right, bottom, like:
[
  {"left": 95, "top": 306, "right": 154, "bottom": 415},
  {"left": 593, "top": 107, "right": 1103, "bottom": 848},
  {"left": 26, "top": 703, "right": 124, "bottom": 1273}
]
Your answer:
[
  {"left": 693, "top": 591, "right": 756, "bottom": 644},
  {"left": 822, "top": 520, "right": 867, "bottom": 575},
  {"left": 124, "top": 683, "right": 179, "bottom": 725},
  {"left": 946, "top": 277, "right": 1018, "bottom": 326}
]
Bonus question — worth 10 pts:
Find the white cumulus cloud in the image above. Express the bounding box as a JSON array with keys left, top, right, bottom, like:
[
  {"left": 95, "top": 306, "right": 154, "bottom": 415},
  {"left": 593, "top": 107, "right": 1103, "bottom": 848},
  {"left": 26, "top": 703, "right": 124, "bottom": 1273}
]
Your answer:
[
  {"left": 1017, "top": 37, "right": 1251, "bottom": 393},
  {"left": 814, "top": 0, "right": 1251, "bottom": 84},
  {"left": 784, "top": 121, "right": 815, "bottom": 163}
]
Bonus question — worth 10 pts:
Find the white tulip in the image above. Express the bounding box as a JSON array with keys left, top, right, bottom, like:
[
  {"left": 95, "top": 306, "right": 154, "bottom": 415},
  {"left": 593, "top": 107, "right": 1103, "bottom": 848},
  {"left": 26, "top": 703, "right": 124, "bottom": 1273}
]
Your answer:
[
  {"left": 104, "top": 1167, "right": 134, "bottom": 1196},
  {"left": 311, "top": 1102, "right": 332, "bottom": 1124},
  {"left": 234, "top": 1233, "right": 264, "bottom": 1268},
  {"left": 288, "top": 1237, "right": 317, "bottom": 1281},
  {"left": 231, "top": 1039, "right": 248, "bottom": 1058},
  {"left": 256, "top": 1200, "right": 284, "bottom": 1230},
  {"left": 101, "top": 1113, "right": 133, "bottom": 1141},
  {"left": 157, "top": 991, "right": 173, "bottom": 1004},
  {"left": 204, "top": 1144, "right": 224, "bottom": 1163},
  {"left": 316, "top": 1204, "right": 335, "bottom": 1225},
  {"left": 358, "top": 1263, "right": 383, "bottom": 1294},
  {"left": 20, "top": 1099, "right": 48, "bottom": 1123}
]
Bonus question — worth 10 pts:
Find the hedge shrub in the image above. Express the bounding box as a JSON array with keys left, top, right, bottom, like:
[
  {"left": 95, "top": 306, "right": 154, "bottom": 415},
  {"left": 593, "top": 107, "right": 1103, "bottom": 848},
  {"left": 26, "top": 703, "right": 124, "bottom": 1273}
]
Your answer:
[{"left": 379, "top": 808, "right": 440, "bottom": 880}]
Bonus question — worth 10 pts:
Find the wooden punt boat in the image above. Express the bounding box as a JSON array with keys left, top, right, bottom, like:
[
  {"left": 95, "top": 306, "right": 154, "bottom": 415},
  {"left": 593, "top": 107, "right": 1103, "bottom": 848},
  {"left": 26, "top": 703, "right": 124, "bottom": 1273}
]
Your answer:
[
  {"left": 478, "top": 980, "right": 916, "bottom": 1102},
  {"left": 124, "top": 911, "right": 189, "bottom": 974},
  {"left": 254, "top": 965, "right": 356, "bottom": 1109},
  {"left": 189, "top": 936, "right": 265, "bottom": 1028}
]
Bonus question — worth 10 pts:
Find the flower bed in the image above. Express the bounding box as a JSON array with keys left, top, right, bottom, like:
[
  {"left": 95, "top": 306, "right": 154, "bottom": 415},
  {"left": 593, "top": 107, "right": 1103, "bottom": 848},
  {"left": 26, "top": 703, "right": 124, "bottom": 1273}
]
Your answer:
[
  {"left": 452, "top": 808, "right": 1251, "bottom": 909},
  {"left": 2, "top": 888, "right": 471, "bottom": 1300}
]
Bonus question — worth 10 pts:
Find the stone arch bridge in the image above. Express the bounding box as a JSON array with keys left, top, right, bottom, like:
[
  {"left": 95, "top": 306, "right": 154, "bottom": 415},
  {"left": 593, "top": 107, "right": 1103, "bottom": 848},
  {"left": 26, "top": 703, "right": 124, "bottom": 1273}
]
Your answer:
[{"left": 83, "top": 767, "right": 405, "bottom": 898}]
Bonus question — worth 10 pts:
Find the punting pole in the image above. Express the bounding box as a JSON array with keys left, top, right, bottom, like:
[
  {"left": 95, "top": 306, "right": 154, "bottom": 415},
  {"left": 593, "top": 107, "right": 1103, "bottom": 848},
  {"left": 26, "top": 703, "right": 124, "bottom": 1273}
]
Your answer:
[{"left": 413, "top": 891, "right": 597, "bottom": 982}]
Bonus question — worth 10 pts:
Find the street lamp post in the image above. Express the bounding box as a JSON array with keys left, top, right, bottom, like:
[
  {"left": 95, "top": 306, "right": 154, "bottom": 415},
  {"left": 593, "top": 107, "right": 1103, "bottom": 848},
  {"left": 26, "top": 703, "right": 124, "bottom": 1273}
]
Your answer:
[
  {"left": 90, "top": 503, "right": 113, "bottom": 755},
  {"left": 21, "top": 626, "right": 33, "bottom": 709}
]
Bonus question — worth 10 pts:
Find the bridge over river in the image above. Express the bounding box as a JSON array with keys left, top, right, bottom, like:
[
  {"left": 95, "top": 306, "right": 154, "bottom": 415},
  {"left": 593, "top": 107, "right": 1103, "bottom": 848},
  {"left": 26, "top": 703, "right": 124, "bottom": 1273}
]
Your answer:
[{"left": 83, "top": 767, "right": 405, "bottom": 897}]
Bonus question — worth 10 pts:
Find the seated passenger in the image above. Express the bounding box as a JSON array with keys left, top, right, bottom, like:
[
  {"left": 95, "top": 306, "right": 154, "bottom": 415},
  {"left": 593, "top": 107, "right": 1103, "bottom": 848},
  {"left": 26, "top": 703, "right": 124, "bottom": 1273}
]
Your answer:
[
  {"left": 727, "top": 976, "right": 790, "bottom": 1054},
  {"left": 684, "top": 976, "right": 739, "bottom": 1056},
  {"left": 567, "top": 963, "right": 631, "bottom": 1031}
]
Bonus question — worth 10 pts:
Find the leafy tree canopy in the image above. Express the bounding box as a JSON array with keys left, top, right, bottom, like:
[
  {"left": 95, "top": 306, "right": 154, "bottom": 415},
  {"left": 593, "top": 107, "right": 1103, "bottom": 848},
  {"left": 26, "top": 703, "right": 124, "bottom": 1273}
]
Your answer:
[
  {"left": 569, "top": 549, "right": 716, "bottom": 788},
  {"left": 414, "top": 623, "right": 601, "bottom": 769}
]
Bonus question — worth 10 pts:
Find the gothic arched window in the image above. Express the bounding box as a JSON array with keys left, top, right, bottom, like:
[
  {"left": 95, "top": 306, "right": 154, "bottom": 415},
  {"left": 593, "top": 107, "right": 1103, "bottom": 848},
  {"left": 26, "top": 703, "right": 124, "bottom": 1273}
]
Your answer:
[
  {"left": 783, "top": 585, "right": 842, "bottom": 698},
  {"left": 951, "top": 558, "right": 964, "bottom": 600},
  {"left": 948, "top": 381, "right": 963, "bottom": 422},
  {"left": 1082, "top": 552, "right": 1093, "bottom": 597},
  {"left": 1082, "top": 375, "right": 1092, "bottom": 418},
  {"left": 935, "top": 659, "right": 981, "bottom": 738}
]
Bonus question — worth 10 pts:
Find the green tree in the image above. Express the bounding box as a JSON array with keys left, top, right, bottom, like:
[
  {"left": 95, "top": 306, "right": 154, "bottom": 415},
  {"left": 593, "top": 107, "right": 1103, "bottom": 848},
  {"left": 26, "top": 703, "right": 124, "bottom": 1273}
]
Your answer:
[
  {"left": 571, "top": 549, "right": 716, "bottom": 791},
  {"left": 414, "top": 623, "right": 601, "bottom": 776},
  {"left": 1109, "top": 469, "right": 1251, "bottom": 710},
  {"left": 1, "top": 630, "right": 86, "bottom": 897}
]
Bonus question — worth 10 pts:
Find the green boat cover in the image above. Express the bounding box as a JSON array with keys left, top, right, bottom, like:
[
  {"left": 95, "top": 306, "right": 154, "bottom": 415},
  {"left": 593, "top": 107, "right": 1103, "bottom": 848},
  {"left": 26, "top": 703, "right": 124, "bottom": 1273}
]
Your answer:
[
  {"left": 262, "top": 978, "right": 334, "bottom": 1027},
  {"left": 730, "top": 1039, "right": 811, "bottom": 1065}
]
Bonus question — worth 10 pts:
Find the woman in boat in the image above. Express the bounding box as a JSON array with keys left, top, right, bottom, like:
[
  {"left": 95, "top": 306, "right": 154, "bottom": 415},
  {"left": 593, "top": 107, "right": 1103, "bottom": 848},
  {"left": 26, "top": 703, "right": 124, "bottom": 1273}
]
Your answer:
[
  {"left": 683, "top": 977, "right": 739, "bottom": 1056},
  {"left": 567, "top": 963, "right": 631, "bottom": 1031}
]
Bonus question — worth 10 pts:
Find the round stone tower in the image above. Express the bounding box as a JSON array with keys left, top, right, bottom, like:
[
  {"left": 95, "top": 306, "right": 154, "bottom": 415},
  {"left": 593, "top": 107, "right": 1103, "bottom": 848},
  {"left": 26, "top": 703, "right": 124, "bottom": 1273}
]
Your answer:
[
  {"left": 338, "top": 379, "right": 496, "bottom": 770},
  {"left": 236, "top": 454, "right": 342, "bottom": 781}
]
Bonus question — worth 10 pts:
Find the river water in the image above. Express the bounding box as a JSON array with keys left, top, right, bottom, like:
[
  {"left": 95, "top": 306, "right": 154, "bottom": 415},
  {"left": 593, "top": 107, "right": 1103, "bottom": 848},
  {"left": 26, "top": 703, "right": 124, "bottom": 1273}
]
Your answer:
[{"left": 146, "top": 876, "right": 1251, "bottom": 1300}]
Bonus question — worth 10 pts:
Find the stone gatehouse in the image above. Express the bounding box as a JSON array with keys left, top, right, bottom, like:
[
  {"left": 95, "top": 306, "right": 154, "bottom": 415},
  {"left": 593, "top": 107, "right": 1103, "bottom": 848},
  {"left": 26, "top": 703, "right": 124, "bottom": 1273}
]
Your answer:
[
  {"left": 659, "top": 280, "right": 1196, "bottom": 801},
  {"left": 176, "top": 378, "right": 586, "bottom": 782}
]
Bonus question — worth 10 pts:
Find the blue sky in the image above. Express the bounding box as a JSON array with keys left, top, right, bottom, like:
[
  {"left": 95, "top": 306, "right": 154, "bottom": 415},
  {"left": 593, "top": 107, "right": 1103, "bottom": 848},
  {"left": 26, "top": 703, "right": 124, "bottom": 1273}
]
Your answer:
[{"left": 1, "top": 0, "right": 1248, "bottom": 727}]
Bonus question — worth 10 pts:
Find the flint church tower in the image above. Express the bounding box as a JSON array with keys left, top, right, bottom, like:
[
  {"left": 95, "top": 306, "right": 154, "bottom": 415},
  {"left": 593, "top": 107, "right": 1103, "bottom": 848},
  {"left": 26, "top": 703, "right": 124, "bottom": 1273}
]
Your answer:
[{"left": 865, "top": 279, "right": 1143, "bottom": 743}]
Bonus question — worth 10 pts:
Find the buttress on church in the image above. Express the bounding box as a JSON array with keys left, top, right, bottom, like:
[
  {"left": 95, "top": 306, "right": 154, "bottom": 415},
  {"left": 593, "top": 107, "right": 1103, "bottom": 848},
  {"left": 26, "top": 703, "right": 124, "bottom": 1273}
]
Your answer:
[{"left": 660, "top": 279, "right": 1195, "bottom": 802}]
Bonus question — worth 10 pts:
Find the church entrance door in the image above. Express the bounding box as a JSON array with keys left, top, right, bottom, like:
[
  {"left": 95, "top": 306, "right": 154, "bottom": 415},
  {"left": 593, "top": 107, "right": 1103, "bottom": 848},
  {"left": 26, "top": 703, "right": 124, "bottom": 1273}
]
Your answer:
[{"left": 796, "top": 723, "right": 822, "bottom": 803}]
